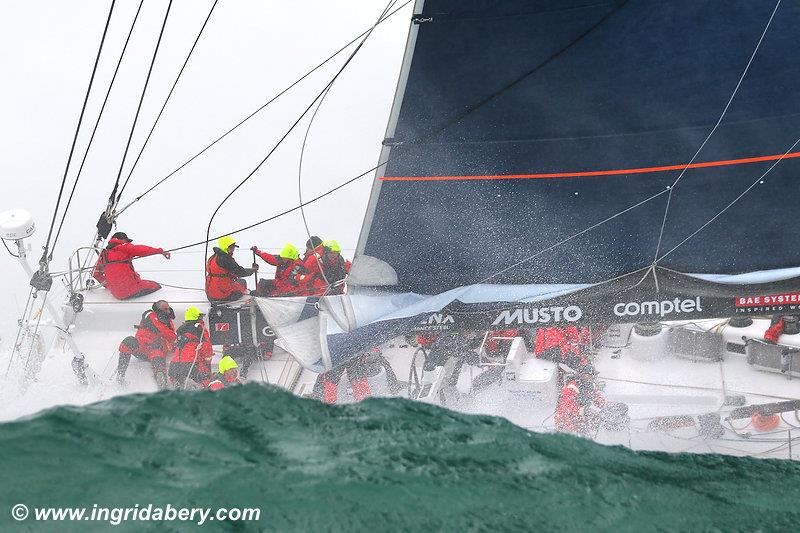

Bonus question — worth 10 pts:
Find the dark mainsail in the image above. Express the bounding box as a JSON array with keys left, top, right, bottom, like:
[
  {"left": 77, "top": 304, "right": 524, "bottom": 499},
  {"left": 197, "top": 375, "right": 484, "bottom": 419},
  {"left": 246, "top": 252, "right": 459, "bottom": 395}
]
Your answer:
[
  {"left": 264, "top": 0, "right": 800, "bottom": 370},
  {"left": 350, "top": 0, "right": 800, "bottom": 321}
]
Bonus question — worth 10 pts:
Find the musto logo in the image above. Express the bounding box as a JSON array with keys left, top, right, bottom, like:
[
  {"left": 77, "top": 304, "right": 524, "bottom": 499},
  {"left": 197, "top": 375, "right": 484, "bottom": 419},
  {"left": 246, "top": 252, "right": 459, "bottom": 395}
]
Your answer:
[
  {"left": 614, "top": 297, "right": 702, "bottom": 318},
  {"left": 492, "top": 306, "right": 582, "bottom": 326}
]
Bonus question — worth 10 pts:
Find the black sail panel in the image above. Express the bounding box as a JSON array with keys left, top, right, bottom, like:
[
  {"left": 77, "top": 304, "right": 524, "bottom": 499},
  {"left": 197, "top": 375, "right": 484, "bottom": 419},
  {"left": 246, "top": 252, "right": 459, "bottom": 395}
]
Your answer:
[{"left": 352, "top": 0, "right": 800, "bottom": 327}]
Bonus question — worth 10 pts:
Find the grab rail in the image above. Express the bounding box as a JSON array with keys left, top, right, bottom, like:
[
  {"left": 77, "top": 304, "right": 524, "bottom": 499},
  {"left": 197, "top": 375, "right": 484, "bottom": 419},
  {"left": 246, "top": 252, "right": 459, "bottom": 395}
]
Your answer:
[{"left": 67, "top": 246, "right": 104, "bottom": 294}]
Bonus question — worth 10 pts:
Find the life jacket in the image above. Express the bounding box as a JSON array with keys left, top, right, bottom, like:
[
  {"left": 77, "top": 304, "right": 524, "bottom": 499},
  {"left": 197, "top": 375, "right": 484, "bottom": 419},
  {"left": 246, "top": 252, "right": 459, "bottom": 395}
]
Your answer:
[
  {"left": 273, "top": 257, "right": 304, "bottom": 295},
  {"left": 295, "top": 246, "right": 326, "bottom": 296},
  {"left": 171, "top": 320, "right": 213, "bottom": 365},
  {"left": 205, "top": 249, "right": 246, "bottom": 301},
  {"left": 134, "top": 310, "right": 176, "bottom": 354}
]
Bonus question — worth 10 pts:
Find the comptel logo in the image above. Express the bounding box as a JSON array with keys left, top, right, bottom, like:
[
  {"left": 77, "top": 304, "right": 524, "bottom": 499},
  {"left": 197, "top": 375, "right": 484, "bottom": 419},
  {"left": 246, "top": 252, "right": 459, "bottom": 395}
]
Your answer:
[
  {"left": 613, "top": 297, "right": 702, "bottom": 318},
  {"left": 491, "top": 306, "right": 582, "bottom": 326}
]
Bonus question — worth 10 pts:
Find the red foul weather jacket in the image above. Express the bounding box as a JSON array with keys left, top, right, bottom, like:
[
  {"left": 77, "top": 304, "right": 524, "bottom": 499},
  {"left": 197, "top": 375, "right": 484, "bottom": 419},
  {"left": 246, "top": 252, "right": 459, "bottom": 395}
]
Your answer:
[
  {"left": 554, "top": 380, "right": 606, "bottom": 434},
  {"left": 98, "top": 238, "right": 164, "bottom": 300},
  {"left": 205, "top": 247, "right": 254, "bottom": 301},
  {"left": 296, "top": 247, "right": 351, "bottom": 296},
  {"left": 254, "top": 249, "right": 303, "bottom": 296},
  {"left": 171, "top": 320, "right": 213, "bottom": 372},
  {"left": 534, "top": 326, "right": 589, "bottom": 358},
  {"left": 135, "top": 310, "right": 177, "bottom": 360}
]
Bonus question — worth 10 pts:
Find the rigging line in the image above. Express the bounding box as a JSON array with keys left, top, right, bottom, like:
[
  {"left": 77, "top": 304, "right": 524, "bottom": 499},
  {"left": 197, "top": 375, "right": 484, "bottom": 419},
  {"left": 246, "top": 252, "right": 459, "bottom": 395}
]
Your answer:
[
  {"left": 159, "top": 1, "right": 625, "bottom": 254},
  {"left": 298, "top": 0, "right": 399, "bottom": 290},
  {"left": 164, "top": 157, "right": 389, "bottom": 253},
  {"left": 114, "top": 0, "right": 412, "bottom": 217},
  {"left": 52, "top": 0, "right": 146, "bottom": 251},
  {"left": 650, "top": 0, "right": 782, "bottom": 264},
  {"left": 202, "top": 1, "right": 393, "bottom": 268},
  {"left": 3, "top": 287, "right": 34, "bottom": 379},
  {"left": 105, "top": 0, "right": 173, "bottom": 212},
  {"left": 114, "top": 0, "right": 220, "bottom": 205},
  {"left": 656, "top": 135, "right": 800, "bottom": 263},
  {"left": 42, "top": 0, "right": 116, "bottom": 264},
  {"left": 299, "top": 86, "right": 337, "bottom": 290},
  {"left": 2, "top": 238, "right": 19, "bottom": 258},
  {"left": 21, "top": 292, "right": 49, "bottom": 380},
  {"left": 475, "top": 188, "right": 671, "bottom": 285}
]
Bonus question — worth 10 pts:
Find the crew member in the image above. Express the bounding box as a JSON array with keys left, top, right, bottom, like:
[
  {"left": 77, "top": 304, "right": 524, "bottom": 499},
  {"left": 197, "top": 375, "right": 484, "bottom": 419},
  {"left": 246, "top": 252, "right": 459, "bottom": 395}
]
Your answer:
[
  {"left": 168, "top": 306, "right": 213, "bottom": 388},
  {"left": 294, "top": 236, "right": 326, "bottom": 296},
  {"left": 93, "top": 232, "right": 170, "bottom": 300},
  {"left": 207, "top": 355, "right": 242, "bottom": 391},
  {"left": 250, "top": 243, "right": 303, "bottom": 296},
  {"left": 554, "top": 364, "right": 605, "bottom": 435},
  {"left": 312, "top": 347, "right": 400, "bottom": 404},
  {"left": 534, "top": 326, "right": 590, "bottom": 369},
  {"left": 554, "top": 363, "right": 628, "bottom": 435},
  {"left": 318, "top": 240, "right": 351, "bottom": 295},
  {"left": 116, "top": 300, "right": 176, "bottom": 389},
  {"left": 205, "top": 236, "right": 258, "bottom": 302}
]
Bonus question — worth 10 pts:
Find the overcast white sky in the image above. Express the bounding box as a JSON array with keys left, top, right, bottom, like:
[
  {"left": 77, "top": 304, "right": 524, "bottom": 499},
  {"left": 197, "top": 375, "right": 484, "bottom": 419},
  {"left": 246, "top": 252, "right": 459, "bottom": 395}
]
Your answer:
[{"left": 0, "top": 0, "right": 413, "bottom": 332}]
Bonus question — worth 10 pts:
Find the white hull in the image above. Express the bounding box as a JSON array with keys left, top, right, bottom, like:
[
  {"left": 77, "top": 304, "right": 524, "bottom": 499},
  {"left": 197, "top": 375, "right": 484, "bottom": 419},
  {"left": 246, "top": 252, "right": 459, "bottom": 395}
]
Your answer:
[{"left": 4, "top": 281, "right": 800, "bottom": 461}]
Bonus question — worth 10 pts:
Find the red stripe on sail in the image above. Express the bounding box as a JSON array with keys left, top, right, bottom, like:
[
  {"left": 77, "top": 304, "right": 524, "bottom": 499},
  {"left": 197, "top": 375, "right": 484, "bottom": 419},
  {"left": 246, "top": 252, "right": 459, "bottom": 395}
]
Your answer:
[{"left": 379, "top": 151, "right": 800, "bottom": 182}]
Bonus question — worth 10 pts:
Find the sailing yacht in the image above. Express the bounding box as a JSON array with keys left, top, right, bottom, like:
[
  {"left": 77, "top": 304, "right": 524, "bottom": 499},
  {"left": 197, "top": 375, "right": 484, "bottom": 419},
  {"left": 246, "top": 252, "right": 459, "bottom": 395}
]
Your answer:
[{"left": 4, "top": 0, "right": 800, "bottom": 460}]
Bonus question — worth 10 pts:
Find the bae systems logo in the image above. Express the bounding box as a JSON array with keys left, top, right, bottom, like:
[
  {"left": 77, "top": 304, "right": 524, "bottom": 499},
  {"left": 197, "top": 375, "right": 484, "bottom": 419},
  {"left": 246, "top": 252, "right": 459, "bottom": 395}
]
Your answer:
[
  {"left": 613, "top": 297, "right": 702, "bottom": 318},
  {"left": 491, "top": 306, "right": 582, "bottom": 326}
]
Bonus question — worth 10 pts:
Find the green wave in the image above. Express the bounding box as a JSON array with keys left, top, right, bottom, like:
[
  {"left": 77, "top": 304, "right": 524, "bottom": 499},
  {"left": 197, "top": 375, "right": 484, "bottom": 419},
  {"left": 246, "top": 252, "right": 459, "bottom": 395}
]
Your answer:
[{"left": 2, "top": 384, "right": 800, "bottom": 532}]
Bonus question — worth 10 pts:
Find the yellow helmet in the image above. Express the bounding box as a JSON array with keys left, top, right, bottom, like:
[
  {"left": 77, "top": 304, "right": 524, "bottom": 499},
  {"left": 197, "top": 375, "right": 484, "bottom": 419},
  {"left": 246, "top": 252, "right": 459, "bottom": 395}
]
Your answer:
[
  {"left": 323, "top": 240, "right": 341, "bottom": 253},
  {"left": 217, "top": 236, "right": 237, "bottom": 252},
  {"left": 184, "top": 306, "right": 203, "bottom": 321},
  {"left": 279, "top": 243, "right": 300, "bottom": 260},
  {"left": 219, "top": 355, "right": 239, "bottom": 374}
]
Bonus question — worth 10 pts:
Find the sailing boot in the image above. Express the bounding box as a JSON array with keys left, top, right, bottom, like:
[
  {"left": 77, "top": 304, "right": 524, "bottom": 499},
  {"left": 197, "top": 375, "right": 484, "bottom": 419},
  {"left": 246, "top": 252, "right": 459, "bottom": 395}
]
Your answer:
[
  {"left": 116, "top": 336, "right": 138, "bottom": 386},
  {"left": 151, "top": 356, "right": 168, "bottom": 390}
]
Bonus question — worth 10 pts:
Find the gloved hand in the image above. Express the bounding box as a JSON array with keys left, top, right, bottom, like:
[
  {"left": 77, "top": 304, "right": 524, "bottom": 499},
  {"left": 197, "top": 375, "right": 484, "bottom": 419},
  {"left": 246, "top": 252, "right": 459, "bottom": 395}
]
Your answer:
[
  {"left": 250, "top": 246, "right": 259, "bottom": 253},
  {"left": 251, "top": 263, "right": 259, "bottom": 271}
]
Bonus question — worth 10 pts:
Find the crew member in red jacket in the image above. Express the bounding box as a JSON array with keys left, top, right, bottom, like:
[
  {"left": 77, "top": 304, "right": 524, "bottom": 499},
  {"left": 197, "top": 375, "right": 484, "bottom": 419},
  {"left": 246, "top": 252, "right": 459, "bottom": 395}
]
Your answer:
[
  {"left": 295, "top": 238, "right": 352, "bottom": 296},
  {"left": 116, "top": 300, "right": 176, "bottom": 389},
  {"left": 293, "top": 236, "right": 325, "bottom": 296},
  {"left": 534, "top": 326, "right": 591, "bottom": 368},
  {"left": 93, "top": 232, "right": 170, "bottom": 300},
  {"left": 554, "top": 364, "right": 606, "bottom": 435},
  {"left": 318, "top": 240, "right": 351, "bottom": 295},
  {"left": 205, "top": 235, "right": 258, "bottom": 302},
  {"left": 250, "top": 243, "right": 303, "bottom": 296},
  {"left": 207, "top": 356, "right": 242, "bottom": 391},
  {"left": 168, "top": 306, "right": 213, "bottom": 388}
]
